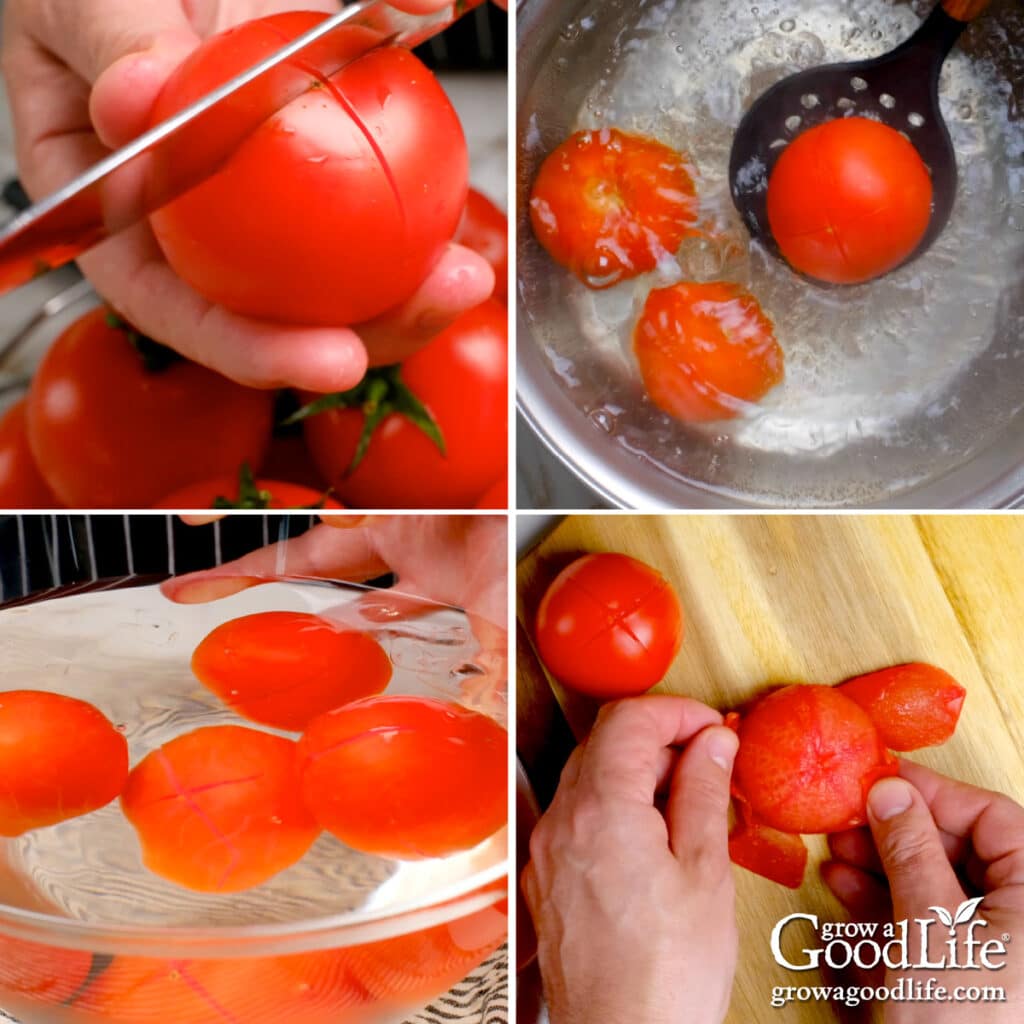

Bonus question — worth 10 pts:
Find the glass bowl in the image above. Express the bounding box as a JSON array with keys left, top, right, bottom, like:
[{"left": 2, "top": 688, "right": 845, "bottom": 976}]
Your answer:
[{"left": 0, "top": 576, "right": 508, "bottom": 1024}]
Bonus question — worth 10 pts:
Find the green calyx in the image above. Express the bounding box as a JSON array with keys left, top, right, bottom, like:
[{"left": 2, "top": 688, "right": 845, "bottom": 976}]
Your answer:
[
  {"left": 211, "top": 463, "right": 330, "bottom": 511},
  {"left": 286, "top": 364, "right": 445, "bottom": 476},
  {"left": 106, "top": 311, "right": 182, "bottom": 374}
]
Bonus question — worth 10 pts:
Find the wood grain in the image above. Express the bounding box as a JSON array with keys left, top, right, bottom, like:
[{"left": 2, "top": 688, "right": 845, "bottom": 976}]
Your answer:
[{"left": 516, "top": 514, "right": 1024, "bottom": 1024}]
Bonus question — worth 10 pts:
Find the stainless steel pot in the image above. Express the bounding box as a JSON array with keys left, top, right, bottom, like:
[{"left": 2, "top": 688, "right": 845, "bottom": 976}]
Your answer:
[{"left": 516, "top": 0, "right": 1024, "bottom": 509}]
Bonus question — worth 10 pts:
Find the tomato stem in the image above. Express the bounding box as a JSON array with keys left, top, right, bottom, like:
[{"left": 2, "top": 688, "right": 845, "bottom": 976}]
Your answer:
[
  {"left": 105, "top": 311, "right": 182, "bottom": 374},
  {"left": 285, "top": 365, "right": 446, "bottom": 476},
  {"left": 211, "top": 463, "right": 330, "bottom": 510}
]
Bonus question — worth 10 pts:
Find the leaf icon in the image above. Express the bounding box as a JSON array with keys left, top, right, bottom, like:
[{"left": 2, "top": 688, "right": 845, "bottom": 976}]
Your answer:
[
  {"left": 930, "top": 906, "right": 954, "bottom": 929},
  {"left": 954, "top": 896, "right": 985, "bottom": 926}
]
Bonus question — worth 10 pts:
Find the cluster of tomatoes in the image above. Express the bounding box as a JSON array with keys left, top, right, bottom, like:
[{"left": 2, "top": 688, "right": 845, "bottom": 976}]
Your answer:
[
  {"left": 0, "top": 609, "right": 508, "bottom": 896},
  {"left": 529, "top": 115, "right": 933, "bottom": 423},
  {"left": 0, "top": 11, "right": 508, "bottom": 511},
  {"left": 531, "top": 551, "right": 964, "bottom": 889}
]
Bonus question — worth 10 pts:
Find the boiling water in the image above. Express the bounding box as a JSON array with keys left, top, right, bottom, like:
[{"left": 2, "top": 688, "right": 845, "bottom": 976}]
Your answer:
[
  {"left": 519, "top": 0, "right": 1024, "bottom": 506},
  {"left": 0, "top": 584, "right": 506, "bottom": 932}
]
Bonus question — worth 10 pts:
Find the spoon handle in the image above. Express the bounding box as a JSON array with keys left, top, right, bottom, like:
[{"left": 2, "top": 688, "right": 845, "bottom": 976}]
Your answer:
[{"left": 941, "top": 0, "right": 990, "bottom": 22}]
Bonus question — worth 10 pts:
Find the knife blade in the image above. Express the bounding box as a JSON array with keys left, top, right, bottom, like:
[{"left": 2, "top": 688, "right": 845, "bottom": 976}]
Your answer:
[{"left": 0, "top": 0, "right": 483, "bottom": 297}]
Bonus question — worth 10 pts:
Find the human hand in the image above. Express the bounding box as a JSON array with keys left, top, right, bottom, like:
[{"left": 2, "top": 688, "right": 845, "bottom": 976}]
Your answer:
[
  {"left": 823, "top": 760, "right": 1024, "bottom": 1022},
  {"left": 522, "top": 697, "right": 740, "bottom": 1024},
  {"left": 1, "top": 0, "right": 494, "bottom": 391},
  {"left": 161, "top": 514, "right": 506, "bottom": 688}
]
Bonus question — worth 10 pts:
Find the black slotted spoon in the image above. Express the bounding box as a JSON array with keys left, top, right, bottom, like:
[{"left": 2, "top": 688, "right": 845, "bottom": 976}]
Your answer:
[{"left": 729, "top": 0, "right": 991, "bottom": 276}]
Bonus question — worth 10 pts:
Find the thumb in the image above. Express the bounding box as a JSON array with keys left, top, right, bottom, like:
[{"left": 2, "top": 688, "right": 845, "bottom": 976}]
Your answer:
[
  {"left": 866, "top": 777, "right": 964, "bottom": 925},
  {"left": 666, "top": 725, "right": 738, "bottom": 881},
  {"left": 84, "top": 0, "right": 200, "bottom": 147}
]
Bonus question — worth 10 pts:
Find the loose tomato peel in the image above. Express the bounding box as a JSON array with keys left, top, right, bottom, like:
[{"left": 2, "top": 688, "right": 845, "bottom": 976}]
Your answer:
[
  {"left": 633, "top": 281, "right": 784, "bottom": 422},
  {"left": 728, "top": 808, "right": 808, "bottom": 890},
  {"left": 530, "top": 128, "right": 699, "bottom": 288}
]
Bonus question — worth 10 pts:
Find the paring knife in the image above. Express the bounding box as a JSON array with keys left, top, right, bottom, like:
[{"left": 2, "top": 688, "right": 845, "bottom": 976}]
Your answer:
[{"left": 0, "top": 0, "right": 483, "bottom": 297}]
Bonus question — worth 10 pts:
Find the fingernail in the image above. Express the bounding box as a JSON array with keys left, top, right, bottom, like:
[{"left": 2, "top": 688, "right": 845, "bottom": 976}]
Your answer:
[
  {"left": 868, "top": 777, "right": 914, "bottom": 821},
  {"left": 706, "top": 727, "right": 739, "bottom": 772}
]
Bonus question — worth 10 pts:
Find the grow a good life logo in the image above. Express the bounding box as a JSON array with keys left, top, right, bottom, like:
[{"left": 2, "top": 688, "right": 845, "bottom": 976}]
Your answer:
[{"left": 770, "top": 897, "right": 1009, "bottom": 973}]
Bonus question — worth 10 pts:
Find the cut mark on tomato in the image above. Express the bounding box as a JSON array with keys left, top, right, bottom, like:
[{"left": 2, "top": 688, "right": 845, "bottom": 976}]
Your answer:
[{"left": 302, "top": 725, "right": 420, "bottom": 763}]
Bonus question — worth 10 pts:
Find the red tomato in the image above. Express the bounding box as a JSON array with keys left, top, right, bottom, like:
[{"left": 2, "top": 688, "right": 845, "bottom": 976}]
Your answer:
[
  {"left": 529, "top": 128, "right": 698, "bottom": 288},
  {"left": 192, "top": 611, "right": 392, "bottom": 731},
  {"left": 302, "top": 300, "right": 507, "bottom": 509},
  {"left": 474, "top": 477, "right": 507, "bottom": 510},
  {"left": 298, "top": 696, "right": 508, "bottom": 859},
  {"left": 0, "top": 690, "right": 128, "bottom": 837},
  {"left": 767, "top": 117, "right": 933, "bottom": 284},
  {"left": 0, "top": 936, "right": 92, "bottom": 1009},
  {"left": 77, "top": 954, "right": 369, "bottom": 1024},
  {"left": 121, "top": 725, "right": 319, "bottom": 893},
  {"left": 534, "top": 553, "right": 684, "bottom": 699},
  {"left": 148, "top": 12, "right": 468, "bottom": 328},
  {"left": 633, "top": 281, "right": 784, "bottom": 422},
  {"left": 27, "top": 308, "right": 273, "bottom": 508},
  {"left": 0, "top": 399, "right": 62, "bottom": 509},
  {"left": 346, "top": 901, "right": 508, "bottom": 1005},
  {"left": 731, "top": 685, "right": 898, "bottom": 834},
  {"left": 455, "top": 188, "right": 508, "bottom": 303},
  {"left": 154, "top": 469, "right": 341, "bottom": 510},
  {"left": 260, "top": 434, "right": 331, "bottom": 492}
]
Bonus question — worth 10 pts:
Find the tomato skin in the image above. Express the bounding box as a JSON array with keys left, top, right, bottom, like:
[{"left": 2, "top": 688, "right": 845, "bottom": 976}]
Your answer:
[
  {"left": 0, "top": 690, "right": 129, "bottom": 837},
  {"left": 633, "top": 281, "right": 784, "bottom": 422},
  {"left": 303, "top": 300, "right": 508, "bottom": 509},
  {"left": 298, "top": 696, "right": 508, "bottom": 859},
  {"left": 121, "top": 725, "right": 320, "bottom": 893},
  {"left": 0, "top": 399, "right": 62, "bottom": 509},
  {"left": 530, "top": 128, "right": 698, "bottom": 288},
  {"left": 767, "top": 117, "right": 933, "bottom": 285},
  {"left": 455, "top": 188, "right": 508, "bottom": 303},
  {"left": 27, "top": 308, "right": 273, "bottom": 509},
  {"left": 154, "top": 477, "right": 341, "bottom": 509},
  {"left": 149, "top": 12, "right": 468, "bottom": 328},
  {"left": 474, "top": 477, "right": 508, "bottom": 510},
  {"left": 535, "top": 553, "right": 684, "bottom": 699},
  {"left": 192, "top": 611, "right": 392, "bottom": 731},
  {"left": 732, "top": 685, "right": 898, "bottom": 834}
]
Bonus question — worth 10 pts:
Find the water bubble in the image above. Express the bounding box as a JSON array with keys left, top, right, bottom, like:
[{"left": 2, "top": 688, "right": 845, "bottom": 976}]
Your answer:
[
  {"left": 837, "top": 97, "right": 856, "bottom": 111},
  {"left": 780, "top": 18, "right": 796, "bottom": 32},
  {"left": 770, "top": 138, "right": 787, "bottom": 149},
  {"left": 588, "top": 408, "right": 619, "bottom": 433},
  {"left": 880, "top": 93, "right": 896, "bottom": 109},
  {"left": 801, "top": 93, "right": 820, "bottom": 109},
  {"left": 850, "top": 76, "right": 868, "bottom": 92},
  {"left": 560, "top": 22, "right": 580, "bottom": 42},
  {"left": 785, "top": 114, "right": 802, "bottom": 132},
  {"left": 870, "top": 29, "right": 883, "bottom": 40},
  {"left": 554, "top": 56, "right": 569, "bottom": 72},
  {"left": 958, "top": 102, "right": 973, "bottom": 120},
  {"left": 306, "top": 155, "right": 328, "bottom": 165},
  {"left": 751, "top": 6, "right": 759, "bottom": 15},
  {"left": 908, "top": 112, "right": 925, "bottom": 128}
]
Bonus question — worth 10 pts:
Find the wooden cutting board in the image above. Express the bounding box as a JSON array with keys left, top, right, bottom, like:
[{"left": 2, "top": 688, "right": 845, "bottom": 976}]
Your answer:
[{"left": 516, "top": 514, "right": 1024, "bottom": 1024}]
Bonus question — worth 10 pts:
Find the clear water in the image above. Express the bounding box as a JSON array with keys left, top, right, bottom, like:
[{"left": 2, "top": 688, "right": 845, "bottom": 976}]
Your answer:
[
  {"left": 519, "top": 0, "right": 1024, "bottom": 506},
  {"left": 0, "top": 583, "right": 506, "bottom": 932}
]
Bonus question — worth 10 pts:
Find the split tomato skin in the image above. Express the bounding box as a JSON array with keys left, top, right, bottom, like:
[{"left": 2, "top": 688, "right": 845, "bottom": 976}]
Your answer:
[
  {"left": 534, "top": 552, "right": 684, "bottom": 699},
  {"left": 0, "top": 399, "right": 62, "bottom": 509},
  {"left": 149, "top": 12, "right": 468, "bottom": 328},
  {"left": 530, "top": 127, "right": 698, "bottom": 288},
  {"left": 297, "top": 696, "right": 508, "bottom": 859},
  {"left": 633, "top": 281, "right": 784, "bottom": 422},
  {"left": 838, "top": 662, "right": 966, "bottom": 752},
  {"left": 121, "top": 725, "right": 320, "bottom": 893},
  {"left": 731, "top": 684, "right": 898, "bottom": 835},
  {"left": 303, "top": 299, "right": 508, "bottom": 509},
  {"left": 455, "top": 188, "right": 508, "bottom": 303},
  {"left": 727, "top": 817, "right": 808, "bottom": 890},
  {"left": 192, "top": 611, "right": 392, "bottom": 732},
  {"left": 0, "top": 690, "right": 128, "bottom": 837},
  {"left": 26, "top": 308, "right": 273, "bottom": 509},
  {"left": 767, "top": 116, "right": 933, "bottom": 285}
]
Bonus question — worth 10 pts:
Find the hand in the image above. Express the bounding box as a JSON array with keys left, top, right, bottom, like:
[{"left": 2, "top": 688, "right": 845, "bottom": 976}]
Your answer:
[
  {"left": 161, "top": 514, "right": 507, "bottom": 692},
  {"left": 1, "top": 0, "right": 495, "bottom": 391},
  {"left": 522, "top": 697, "right": 740, "bottom": 1024},
  {"left": 823, "top": 760, "right": 1024, "bottom": 1022}
]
